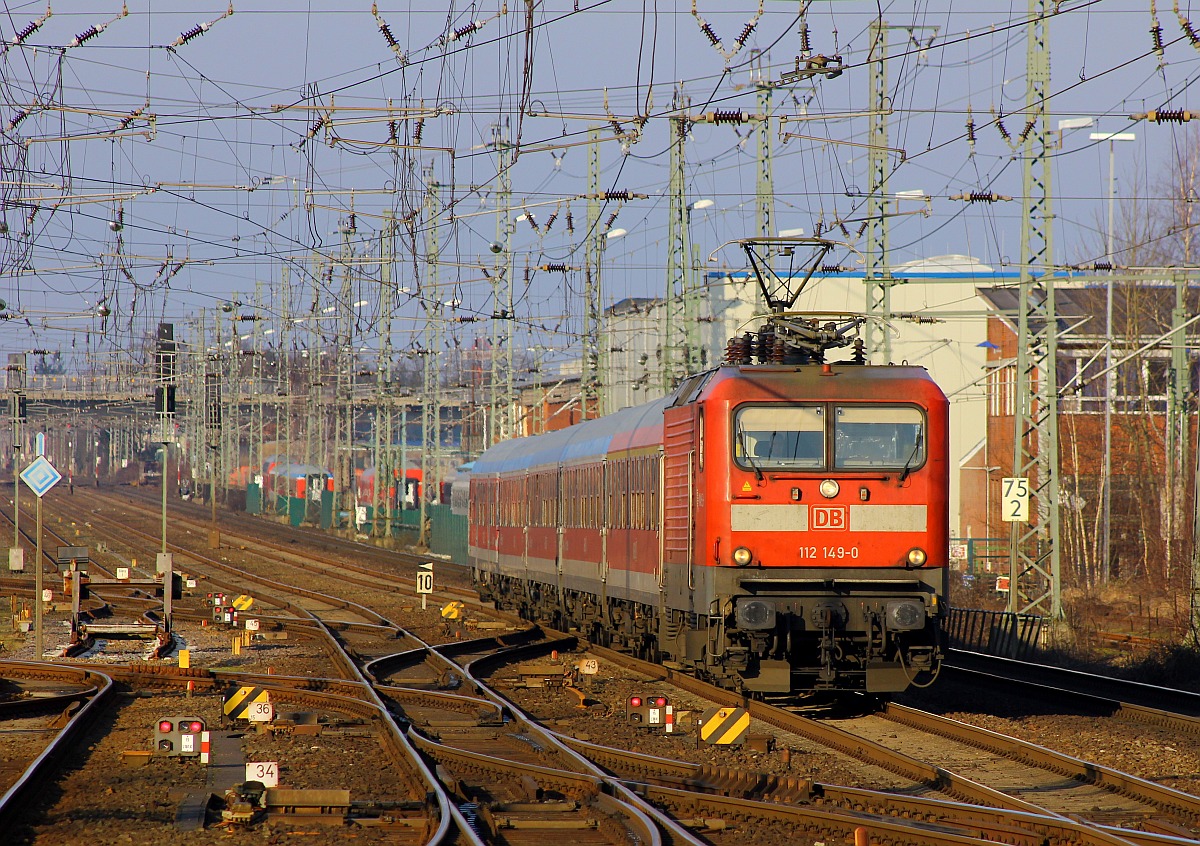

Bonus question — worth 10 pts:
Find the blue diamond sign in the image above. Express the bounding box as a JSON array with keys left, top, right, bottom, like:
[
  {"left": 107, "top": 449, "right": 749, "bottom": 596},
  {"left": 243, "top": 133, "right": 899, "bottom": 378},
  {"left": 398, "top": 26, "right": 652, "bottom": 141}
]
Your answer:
[{"left": 21, "top": 455, "right": 62, "bottom": 498}]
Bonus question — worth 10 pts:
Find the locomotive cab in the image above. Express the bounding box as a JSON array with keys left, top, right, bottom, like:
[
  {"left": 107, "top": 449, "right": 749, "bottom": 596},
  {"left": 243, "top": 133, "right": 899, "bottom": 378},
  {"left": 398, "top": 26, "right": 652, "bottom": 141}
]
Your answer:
[{"left": 657, "top": 360, "right": 948, "bottom": 695}]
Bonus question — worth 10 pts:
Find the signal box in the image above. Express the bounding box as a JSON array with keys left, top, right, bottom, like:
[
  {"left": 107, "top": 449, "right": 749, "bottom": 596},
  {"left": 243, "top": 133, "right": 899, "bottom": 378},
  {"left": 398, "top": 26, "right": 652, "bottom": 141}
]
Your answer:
[
  {"left": 626, "top": 694, "right": 669, "bottom": 726},
  {"left": 154, "top": 716, "right": 206, "bottom": 757}
]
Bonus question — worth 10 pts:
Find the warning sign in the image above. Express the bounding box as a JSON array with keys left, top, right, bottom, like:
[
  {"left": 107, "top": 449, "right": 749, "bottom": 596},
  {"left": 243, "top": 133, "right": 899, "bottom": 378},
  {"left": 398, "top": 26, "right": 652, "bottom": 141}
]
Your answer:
[
  {"left": 698, "top": 706, "right": 750, "bottom": 745},
  {"left": 223, "top": 686, "right": 271, "bottom": 720}
]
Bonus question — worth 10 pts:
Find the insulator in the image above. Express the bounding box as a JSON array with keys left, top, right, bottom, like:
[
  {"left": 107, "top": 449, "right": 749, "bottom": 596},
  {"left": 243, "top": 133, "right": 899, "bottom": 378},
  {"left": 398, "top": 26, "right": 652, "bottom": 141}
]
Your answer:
[
  {"left": 711, "top": 110, "right": 744, "bottom": 125},
  {"left": 1151, "top": 21, "right": 1165, "bottom": 56},
  {"left": 449, "top": 20, "right": 482, "bottom": 42},
  {"left": 603, "top": 190, "right": 630, "bottom": 201},
  {"left": 72, "top": 26, "right": 100, "bottom": 47},
  {"left": 524, "top": 266, "right": 531, "bottom": 283},
  {"left": 1018, "top": 118, "right": 1037, "bottom": 143},
  {"left": 855, "top": 221, "right": 868, "bottom": 238},
  {"left": 605, "top": 211, "right": 618, "bottom": 228},
  {"left": 379, "top": 21, "right": 398, "bottom": 49},
  {"left": 966, "top": 111, "right": 976, "bottom": 145},
  {"left": 735, "top": 20, "right": 757, "bottom": 48},
  {"left": 969, "top": 191, "right": 999, "bottom": 203},
  {"left": 7, "top": 110, "right": 27, "bottom": 131},
  {"left": 1092, "top": 261, "right": 1113, "bottom": 271},
  {"left": 1148, "top": 109, "right": 1192, "bottom": 123},
  {"left": 542, "top": 263, "right": 567, "bottom": 273},
  {"left": 995, "top": 115, "right": 1011, "bottom": 143},
  {"left": 1180, "top": 14, "right": 1200, "bottom": 47},
  {"left": 697, "top": 18, "right": 721, "bottom": 47},
  {"left": 413, "top": 118, "right": 425, "bottom": 145},
  {"left": 744, "top": 331, "right": 757, "bottom": 363},
  {"left": 610, "top": 118, "right": 624, "bottom": 135},
  {"left": 771, "top": 337, "right": 786, "bottom": 364},
  {"left": 388, "top": 120, "right": 397, "bottom": 143},
  {"left": 565, "top": 210, "right": 575, "bottom": 233},
  {"left": 14, "top": 20, "right": 42, "bottom": 44},
  {"left": 838, "top": 219, "right": 850, "bottom": 237},
  {"left": 307, "top": 118, "right": 323, "bottom": 139},
  {"left": 544, "top": 212, "right": 557, "bottom": 232},
  {"left": 524, "top": 213, "right": 538, "bottom": 231},
  {"left": 178, "top": 24, "right": 206, "bottom": 45},
  {"left": 821, "top": 264, "right": 844, "bottom": 273},
  {"left": 813, "top": 220, "right": 824, "bottom": 237},
  {"left": 799, "top": 20, "right": 811, "bottom": 54},
  {"left": 348, "top": 213, "right": 356, "bottom": 231}
]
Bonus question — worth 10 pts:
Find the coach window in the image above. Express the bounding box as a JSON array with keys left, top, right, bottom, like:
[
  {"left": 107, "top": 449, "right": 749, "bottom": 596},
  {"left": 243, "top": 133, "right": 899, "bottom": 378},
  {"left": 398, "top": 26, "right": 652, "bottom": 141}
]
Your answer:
[
  {"left": 833, "top": 405, "right": 924, "bottom": 469},
  {"left": 733, "top": 406, "right": 825, "bottom": 470}
]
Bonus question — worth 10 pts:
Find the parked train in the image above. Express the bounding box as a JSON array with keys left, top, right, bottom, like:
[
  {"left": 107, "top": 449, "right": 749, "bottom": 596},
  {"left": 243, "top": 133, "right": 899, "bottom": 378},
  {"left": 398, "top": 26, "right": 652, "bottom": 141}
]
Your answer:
[
  {"left": 263, "top": 462, "right": 333, "bottom": 503},
  {"left": 467, "top": 286, "right": 948, "bottom": 697},
  {"left": 356, "top": 466, "right": 422, "bottom": 511}
]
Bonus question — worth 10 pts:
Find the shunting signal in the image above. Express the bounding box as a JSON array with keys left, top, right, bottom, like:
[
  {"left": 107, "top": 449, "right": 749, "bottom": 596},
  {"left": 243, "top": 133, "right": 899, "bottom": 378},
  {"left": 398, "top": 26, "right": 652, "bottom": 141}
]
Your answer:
[
  {"left": 627, "top": 694, "right": 669, "bottom": 727},
  {"left": 154, "top": 716, "right": 206, "bottom": 757}
]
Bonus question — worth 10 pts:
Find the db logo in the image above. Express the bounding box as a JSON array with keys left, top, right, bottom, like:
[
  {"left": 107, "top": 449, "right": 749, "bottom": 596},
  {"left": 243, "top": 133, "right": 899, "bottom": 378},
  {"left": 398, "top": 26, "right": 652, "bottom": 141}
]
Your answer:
[{"left": 811, "top": 505, "right": 848, "bottom": 530}]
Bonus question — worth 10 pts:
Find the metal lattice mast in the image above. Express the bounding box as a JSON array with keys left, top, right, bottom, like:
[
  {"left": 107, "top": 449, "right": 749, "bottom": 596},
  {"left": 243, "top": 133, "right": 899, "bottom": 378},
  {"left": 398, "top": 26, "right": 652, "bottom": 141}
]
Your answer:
[
  {"left": 664, "top": 114, "right": 688, "bottom": 392},
  {"left": 584, "top": 128, "right": 604, "bottom": 411},
  {"left": 491, "top": 125, "right": 515, "bottom": 445},
  {"left": 1168, "top": 274, "right": 1189, "bottom": 570},
  {"left": 336, "top": 222, "right": 356, "bottom": 529},
  {"left": 865, "top": 21, "right": 894, "bottom": 364},
  {"left": 1009, "top": 0, "right": 1061, "bottom": 618},
  {"left": 754, "top": 53, "right": 773, "bottom": 317},
  {"left": 420, "top": 168, "right": 441, "bottom": 544},
  {"left": 581, "top": 131, "right": 602, "bottom": 418},
  {"left": 375, "top": 212, "right": 396, "bottom": 538}
]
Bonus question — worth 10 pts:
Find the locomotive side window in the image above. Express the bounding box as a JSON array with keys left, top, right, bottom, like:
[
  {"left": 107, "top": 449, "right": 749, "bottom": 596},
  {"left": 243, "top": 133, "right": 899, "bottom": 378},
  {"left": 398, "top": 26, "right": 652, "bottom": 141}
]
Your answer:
[
  {"left": 833, "top": 406, "right": 925, "bottom": 469},
  {"left": 733, "top": 406, "right": 824, "bottom": 469}
]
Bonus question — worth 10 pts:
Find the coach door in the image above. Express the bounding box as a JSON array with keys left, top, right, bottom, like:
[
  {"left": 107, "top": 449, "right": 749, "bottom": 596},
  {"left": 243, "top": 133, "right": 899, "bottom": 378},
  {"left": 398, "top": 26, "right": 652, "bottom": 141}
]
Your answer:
[{"left": 662, "top": 405, "right": 698, "bottom": 597}]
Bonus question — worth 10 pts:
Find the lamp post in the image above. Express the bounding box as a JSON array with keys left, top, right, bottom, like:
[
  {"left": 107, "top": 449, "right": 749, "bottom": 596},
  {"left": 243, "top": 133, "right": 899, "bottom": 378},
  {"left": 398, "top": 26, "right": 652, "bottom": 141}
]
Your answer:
[{"left": 1089, "top": 129, "right": 1136, "bottom": 582}]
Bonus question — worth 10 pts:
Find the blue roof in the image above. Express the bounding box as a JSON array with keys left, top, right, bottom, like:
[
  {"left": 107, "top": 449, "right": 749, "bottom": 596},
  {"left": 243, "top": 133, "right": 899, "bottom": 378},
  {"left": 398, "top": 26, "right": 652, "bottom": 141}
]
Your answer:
[{"left": 472, "top": 396, "right": 670, "bottom": 475}]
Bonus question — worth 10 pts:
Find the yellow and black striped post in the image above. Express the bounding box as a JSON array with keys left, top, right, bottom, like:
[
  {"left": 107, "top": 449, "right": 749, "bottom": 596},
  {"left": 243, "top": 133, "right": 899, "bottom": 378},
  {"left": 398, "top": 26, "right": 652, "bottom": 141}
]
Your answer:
[{"left": 698, "top": 706, "right": 750, "bottom": 745}]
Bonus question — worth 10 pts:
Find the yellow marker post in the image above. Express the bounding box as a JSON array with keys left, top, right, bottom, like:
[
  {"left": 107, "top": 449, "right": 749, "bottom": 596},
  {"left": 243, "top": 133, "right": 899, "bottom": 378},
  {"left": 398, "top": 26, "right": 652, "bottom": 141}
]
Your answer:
[{"left": 178, "top": 649, "right": 190, "bottom": 669}]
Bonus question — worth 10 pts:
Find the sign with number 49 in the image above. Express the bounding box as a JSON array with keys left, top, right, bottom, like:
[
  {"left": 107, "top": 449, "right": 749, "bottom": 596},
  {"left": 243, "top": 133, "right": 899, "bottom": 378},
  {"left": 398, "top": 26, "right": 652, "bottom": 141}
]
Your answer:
[{"left": 246, "top": 761, "right": 278, "bottom": 788}]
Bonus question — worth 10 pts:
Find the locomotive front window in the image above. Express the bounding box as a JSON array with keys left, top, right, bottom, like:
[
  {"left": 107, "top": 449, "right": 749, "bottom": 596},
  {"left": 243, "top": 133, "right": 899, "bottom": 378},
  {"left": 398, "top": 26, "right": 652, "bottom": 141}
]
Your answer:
[
  {"left": 733, "top": 406, "right": 824, "bottom": 469},
  {"left": 833, "top": 406, "right": 924, "bottom": 469}
]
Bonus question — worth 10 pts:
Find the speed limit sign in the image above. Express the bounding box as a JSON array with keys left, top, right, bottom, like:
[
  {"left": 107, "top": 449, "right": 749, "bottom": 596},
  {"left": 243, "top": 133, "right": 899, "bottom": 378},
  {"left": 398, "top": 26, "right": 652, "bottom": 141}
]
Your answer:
[{"left": 416, "top": 562, "right": 434, "bottom": 594}]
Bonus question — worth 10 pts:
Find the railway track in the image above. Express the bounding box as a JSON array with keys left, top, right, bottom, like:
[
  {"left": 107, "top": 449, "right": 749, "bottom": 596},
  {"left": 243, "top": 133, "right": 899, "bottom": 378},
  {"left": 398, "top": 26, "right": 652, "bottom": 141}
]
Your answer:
[{"left": 6, "top": 485, "right": 1200, "bottom": 844}]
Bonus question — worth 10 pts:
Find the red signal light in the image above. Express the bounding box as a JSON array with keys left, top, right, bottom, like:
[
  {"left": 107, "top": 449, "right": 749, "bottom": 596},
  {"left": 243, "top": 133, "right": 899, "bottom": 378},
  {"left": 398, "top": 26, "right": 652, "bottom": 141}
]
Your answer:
[
  {"left": 652, "top": 697, "right": 667, "bottom": 707},
  {"left": 158, "top": 720, "right": 173, "bottom": 732},
  {"left": 184, "top": 721, "right": 203, "bottom": 733},
  {"left": 629, "top": 696, "right": 642, "bottom": 708}
]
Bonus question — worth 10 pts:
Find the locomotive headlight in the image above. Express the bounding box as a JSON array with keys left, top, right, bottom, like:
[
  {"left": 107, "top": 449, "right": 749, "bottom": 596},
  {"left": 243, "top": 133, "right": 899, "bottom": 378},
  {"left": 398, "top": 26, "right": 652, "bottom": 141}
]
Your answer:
[
  {"left": 906, "top": 547, "right": 928, "bottom": 567},
  {"left": 819, "top": 479, "right": 840, "bottom": 498},
  {"left": 736, "top": 599, "right": 776, "bottom": 630},
  {"left": 886, "top": 599, "right": 926, "bottom": 630},
  {"left": 732, "top": 546, "right": 753, "bottom": 566}
]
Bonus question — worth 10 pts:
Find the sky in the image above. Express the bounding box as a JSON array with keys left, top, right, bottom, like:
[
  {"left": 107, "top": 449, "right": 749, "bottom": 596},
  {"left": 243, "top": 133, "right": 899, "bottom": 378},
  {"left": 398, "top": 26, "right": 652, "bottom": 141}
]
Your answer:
[{"left": 0, "top": 1, "right": 1196, "bottom": 376}]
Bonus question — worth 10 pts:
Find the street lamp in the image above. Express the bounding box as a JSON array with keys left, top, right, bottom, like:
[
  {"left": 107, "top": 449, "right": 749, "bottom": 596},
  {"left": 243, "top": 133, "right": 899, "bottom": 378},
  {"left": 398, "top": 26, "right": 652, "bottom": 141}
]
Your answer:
[{"left": 1089, "top": 129, "right": 1136, "bottom": 582}]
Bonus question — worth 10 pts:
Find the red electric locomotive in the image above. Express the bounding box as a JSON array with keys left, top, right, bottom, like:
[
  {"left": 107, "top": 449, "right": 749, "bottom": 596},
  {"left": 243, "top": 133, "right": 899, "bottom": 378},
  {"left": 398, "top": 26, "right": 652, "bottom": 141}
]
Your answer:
[{"left": 468, "top": 239, "right": 948, "bottom": 696}]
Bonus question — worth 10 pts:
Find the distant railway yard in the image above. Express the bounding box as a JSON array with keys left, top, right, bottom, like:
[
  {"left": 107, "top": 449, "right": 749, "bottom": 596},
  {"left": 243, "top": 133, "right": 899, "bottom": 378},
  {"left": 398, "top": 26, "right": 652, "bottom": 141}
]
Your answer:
[{"left": 0, "top": 483, "right": 1197, "bottom": 845}]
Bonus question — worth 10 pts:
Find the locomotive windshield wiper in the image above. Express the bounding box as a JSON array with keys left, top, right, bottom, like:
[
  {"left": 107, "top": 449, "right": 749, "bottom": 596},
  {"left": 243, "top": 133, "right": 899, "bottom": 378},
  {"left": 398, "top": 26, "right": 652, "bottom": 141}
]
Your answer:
[
  {"left": 736, "top": 423, "right": 764, "bottom": 481},
  {"left": 898, "top": 425, "right": 924, "bottom": 483}
]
